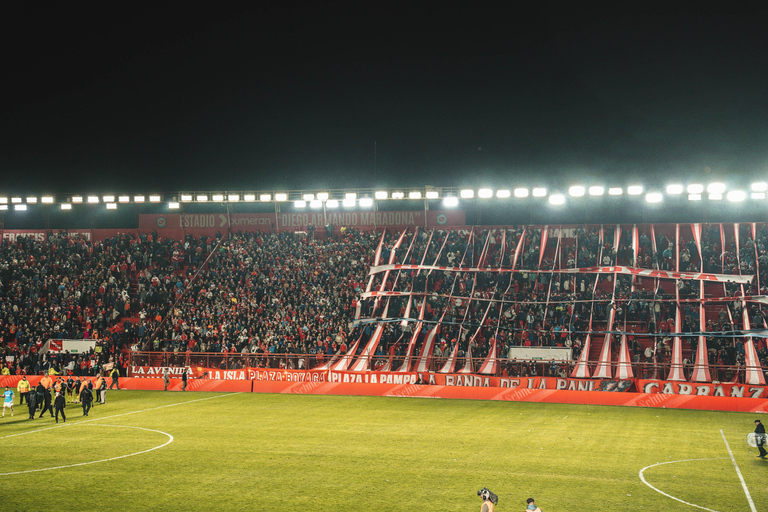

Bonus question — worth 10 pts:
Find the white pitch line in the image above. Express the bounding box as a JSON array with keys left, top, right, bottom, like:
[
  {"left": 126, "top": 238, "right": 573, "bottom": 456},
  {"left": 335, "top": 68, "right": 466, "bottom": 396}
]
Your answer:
[
  {"left": 639, "top": 458, "right": 726, "bottom": 512},
  {"left": 0, "top": 392, "right": 239, "bottom": 440},
  {"left": 0, "top": 424, "right": 173, "bottom": 476},
  {"left": 720, "top": 429, "right": 757, "bottom": 512}
]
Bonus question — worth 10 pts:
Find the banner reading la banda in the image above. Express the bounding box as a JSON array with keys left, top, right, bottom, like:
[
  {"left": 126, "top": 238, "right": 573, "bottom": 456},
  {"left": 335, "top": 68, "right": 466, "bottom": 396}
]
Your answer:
[{"left": 638, "top": 379, "right": 768, "bottom": 398}]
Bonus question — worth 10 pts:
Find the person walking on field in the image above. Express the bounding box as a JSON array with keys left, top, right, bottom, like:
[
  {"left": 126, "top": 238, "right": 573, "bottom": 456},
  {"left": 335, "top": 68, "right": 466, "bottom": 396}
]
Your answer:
[
  {"left": 80, "top": 386, "right": 93, "bottom": 416},
  {"left": 755, "top": 419, "right": 767, "bottom": 459},
  {"left": 109, "top": 367, "right": 120, "bottom": 390},
  {"left": 2, "top": 386, "right": 14, "bottom": 417},
  {"left": 54, "top": 392, "right": 66, "bottom": 423},
  {"left": 182, "top": 368, "right": 188, "bottom": 391},
  {"left": 26, "top": 386, "right": 37, "bottom": 419},
  {"left": 163, "top": 368, "right": 170, "bottom": 391}
]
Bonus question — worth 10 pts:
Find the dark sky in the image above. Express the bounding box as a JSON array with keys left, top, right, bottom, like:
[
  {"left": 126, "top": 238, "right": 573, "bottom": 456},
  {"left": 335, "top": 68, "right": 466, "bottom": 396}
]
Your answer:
[{"left": 2, "top": 3, "right": 767, "bottom": 195}]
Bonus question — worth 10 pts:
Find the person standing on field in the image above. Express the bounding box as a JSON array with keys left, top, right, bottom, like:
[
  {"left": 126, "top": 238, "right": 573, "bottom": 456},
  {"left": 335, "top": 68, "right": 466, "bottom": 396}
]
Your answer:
[
  {"left": 2, "top": 386, "right": 14, "bottom": 417},
  {"left": 163, "top": 368, "right": 170, "bottom": 391},
  {"left": 17, "top": 376, "right": 30, "bottom": 406},
  {"left": 109, "top": 367, "right": 120, "bottom": 390},
  {"left": 54, "top": 392, "right": 66, "bottom": 423},
  {"left": 26, "top": 386, "right": 37, "bottom": 419},
  {"left": 755, "top": 419, "right": 767, "bottom": 458},
  {"left": 80, "top": 386, "right": 93, "bottom": 416},
  {"left": 181, "top": 368, "right": 188, "bottom": 391}
]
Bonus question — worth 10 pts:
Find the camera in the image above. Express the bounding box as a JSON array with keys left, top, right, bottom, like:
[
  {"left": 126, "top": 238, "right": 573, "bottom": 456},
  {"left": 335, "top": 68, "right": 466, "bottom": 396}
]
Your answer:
[{"left": 477, "top": 487, "right": 499, "bottom": 505}]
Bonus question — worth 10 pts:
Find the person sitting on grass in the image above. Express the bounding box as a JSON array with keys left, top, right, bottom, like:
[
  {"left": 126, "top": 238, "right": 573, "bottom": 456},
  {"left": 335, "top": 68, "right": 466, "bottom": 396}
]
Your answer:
[{"left": 526, "top": 497, "right": 542, "bottom": 512}]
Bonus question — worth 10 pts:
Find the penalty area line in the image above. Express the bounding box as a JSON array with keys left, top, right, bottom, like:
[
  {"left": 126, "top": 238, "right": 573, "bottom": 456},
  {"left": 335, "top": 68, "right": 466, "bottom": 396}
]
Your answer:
[
  {"left": 0, "top": 392, "right": 240, "bottom": 440},
  {"left": 639, "top": 458, "right": 725, "bottom": 512},
  {"left": 719, "top": 429, "right": 757, "bottom": 512}
]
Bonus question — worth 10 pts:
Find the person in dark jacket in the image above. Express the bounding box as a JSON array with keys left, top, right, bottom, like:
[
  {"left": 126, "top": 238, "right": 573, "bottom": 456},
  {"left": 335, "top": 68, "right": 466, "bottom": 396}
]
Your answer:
[
  {"left": 80, "top": 387, "right": 93, "bottom": 416},
  {"left": 39, "top": 385, "right": 54, "bottom": 418},
  {"left": 27, "top": 387, "right": 37, "bottom": 419},
  {"left": 54, "top": 392, "right": 66, "bottom": 423},
  {"left": 755, "top": 420, "right": 767, "bottom": 458}
]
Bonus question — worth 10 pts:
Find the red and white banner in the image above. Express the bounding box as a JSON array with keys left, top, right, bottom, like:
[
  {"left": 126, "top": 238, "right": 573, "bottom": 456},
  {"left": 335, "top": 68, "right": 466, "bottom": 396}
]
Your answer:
[{"left": 638, "top": 379, "right": 768, "bottom": 398}]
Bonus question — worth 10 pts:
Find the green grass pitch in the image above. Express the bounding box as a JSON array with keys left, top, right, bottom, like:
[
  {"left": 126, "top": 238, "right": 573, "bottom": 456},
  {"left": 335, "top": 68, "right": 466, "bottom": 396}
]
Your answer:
[{"left": 0, "top": 391, "right": 765, "bottom": 511}]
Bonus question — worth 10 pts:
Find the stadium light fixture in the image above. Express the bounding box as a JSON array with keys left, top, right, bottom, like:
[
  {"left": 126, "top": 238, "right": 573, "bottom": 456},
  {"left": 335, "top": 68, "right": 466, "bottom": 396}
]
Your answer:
[
  {"left": 72, "top": 196, "right": 83, "bottom": 203},
  {"left": 708, "top": 193, "right": 723, "bottom": 200},
  {"left": 317, "top": 192, "right": 329, "bottom": 201},
  {"left": 169, "top": 201, "right": 180, "bottom": 209},
  {"left": 326, "top": 199, "right": 339, "bottom": 208},
  {"left": 149, "top": 195, "right": 161, "bottom": 203},
  {"left": 726, "top": 190, "right": 746, "bottom": 202},
  {"left": 514, "top": 188, "right": 529, "bottom": 198},
  {"left": 392, "top": 191, "right": 405, "bottom": 199},
  {"left": 180, "top": 194, "right": 193, "bottom": 202},
  {"left": 666, "top": 184, "right": 684, "bottom": 195},
  {"left": 532, "top": 187, "right": 547, "bottom": 197},
  {"left": 478, "top": 188, "right": 493, "bottom": 198},
  {"left": 0, "top": 197, "right": 7, "bottom": 203},
  {"left": 14, "top": 204, "right": 27, "bottom": 211},
  {"left": 102, "top": 195, "right": 114, "bottom": 203},
  {"left": 568, "top": 185, "right": 585, "bottom": 197},
  {"left": 588, "top": 186, "right": 604, "bottom": 196},
  {"left": 359, "top": 198, "right": 373, "bottom": 207},
  {"left": 11, "top": 197, "right": 22, "bottom": 203},
  {"left": 688, "top": 194, "right": 702, "bottom": 201},
  {"left": 228, "top": 194, "right": 240, "bottom": 202},
  {"left": 0, "top": 205, "right": 6, "bottom": 211},
  {"left": 627, "top": 185, "right": 643, "bottom": 196},
  {"left": 310, "top": 199, "right": 322, "bottom": 208},
  {"left": 375, "top": 190, "right": 388, "bottom": 200},
  {"left": 303, "top": 193, "right": 315, "bottom": 201},
  {"left": 42, "top": 196, "right": 54, "bottom": 204},
  {"left": 118, "top": 196, "right": 130, "bottom": 203},
  {"left": 106, "top": 203, "right": 117, "bottom": 210},
  {"left": 87, "top": 196, "right": 99, "bottom": 204},
  {"left": 212, "top": 194, "right": 224, "bottom": 202},
  {"left": 645, "top": 192, "right": 663, "bottom": 203},
  {"left": 409, "top": 191, "right": 422, "bottom": 199},
  {"left": 275, "top": 193, "right": 288, "bottom": 202},
  {"left": 608, "top": 187, "right": 623, "bottom": 196},
  {"left": 752, "top": 192, "right": 766, "bottom": 200},
  {"left": 549, "top": 194, "right": 565, "bottom": 205},
  {"left": 61, "top": 203, "right": 72, "bottom": 210},
  {"left": 687, "top": 184, "right": 704, "bottom": 194},
  {"left": 707, "top": 182, "right": 726, "bottom": 194},
  {"left": 345, "top": 192, "right": 357, "bottom": 200},
  {"left": 751, "top": 182, "right": 768, "bottom": 192},
  {"left": 294, "top": 200, "right": 307, "bottom": 208},
  {"left": 426, "top": 190, "right": 439, "bottom": 199},
  {"left": 26, "top": 196, "right": 38, "bottom": 203},
  {"left": 196, "top": 195, "right": 208, "bottom": 202},
  {"left": 342, "top": 198, "right": 356, "bottom": 207},
  {"left": 460, "top": 189, "right": 474, "bottom": 198},
  {"left": 134, "top": 195, "right": 145, "bottom": 203},
  {"left": 496, "top": 189, "right": 510, "bottom": 198},
  {"left": 259, "top": 194, "right": 272, "bottom": 202},
  {"left": 243, "top": 194, "right": 256, "bottom": 202},
  {"left": 444, "top": 196, "right": 459, "bottom": 208}
]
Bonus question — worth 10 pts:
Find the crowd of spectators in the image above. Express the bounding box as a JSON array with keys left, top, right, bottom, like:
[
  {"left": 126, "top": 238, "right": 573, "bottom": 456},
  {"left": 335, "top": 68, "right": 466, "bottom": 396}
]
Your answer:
[{"left": 0, "top": 223, "right": 767, "bottom": 378}]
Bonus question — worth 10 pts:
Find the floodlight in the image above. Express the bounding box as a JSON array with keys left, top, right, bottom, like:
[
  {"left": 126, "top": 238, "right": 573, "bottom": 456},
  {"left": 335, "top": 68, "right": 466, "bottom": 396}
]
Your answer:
[
  {"left": 294, "top": 200, "right": 307, "bottom": 208},
  {"left": 460, "top": 189, "right": 474, "bottom": 198},
  {"left": 72, "top": 196, "right": 83, "bottom": 203},
  {"left": 197, "top": 195, "right": 208, "bottom": 202},
  {"left": 514, "top": 188, "right": 529, "bottom": 198},
  {"left": 548, "top": 194, "right": 565, "bottom": 205},
  {"left": 259, "top": 194, "right": 272, "bottom": 202},
  {"left": 0, "top": 197, "right": 7, "bottom": 203},
  {"left": 134, "top": 195, "right": 145, "bottom": 203},
  {"left": 532, "top": 187, "right": 547, "bottom": 197},
  {"left": 496, "top": 189, "right": 510, "bottom": 198},
  {"left": 26, "top": 197, "right": 38, "bottom": 203},
  {"left": 303, "top": 193, "right": 315, "bottom": 201},
  {"left": 342, "top": 198, "right": 355, "bottom": 207},
  {"left": 11, "top": 197, "right": 22, "bottom": 203},
  {"left": 568, "top": 185, "right": 585, "bottom": 197},
  {"left": 751, "top": 182, "right": 768, "bottom": 192},
  {"left": 228, "top": 194, "right": 240, "bottom": 202},
  {"left": 243, "top": 194, "right": 256, "bottom": 202},
  {"left": 42, "top": 196, "right": 54, "bottom": 204},
  {"left": 645, "top": 192, "right": 663, "bottom": 203},
  {"left": 392, "top": 191, "right": 405, "bottom": 199},
  {"left": 102, "top": 195, "right": 114, "bottom": 203},
  {"left": 666, "top": 184, "right": 683, "bottom": 195},
  {"left": 345, "top": 192, "right": 357, "bottom": 200},
  {"left": 375, "top": 190, "right": 388, "bottom": 200},
  {"left": 688, "top": 194, "right": 702, "bottom": 201},
  {"left": 149, "top": 195, "right": 161, "bottom": 203},
  {"left": 409, "top": 191, "right": 422, "bottom": 199},
  {"left": 180, "top": 194, "right": 193, "bottom": 202},
  {"left": 359, "top": 198, "right": 373, "bottom": 207},
  {"left": 478, "top": 188, "right": 493, "bottom": 198},
  {"left": 588, "top": 186, "right": 604, "bottom": 196},
  {"left": 106, "top": 203, "right": 117, "bottom": 210},
  {"left": 317, "top": 192, "right": 329, "bottom": 201},
  {"left": 87, "top": 196, "right": 99, "bottom": 203},
  {"left": 752, "top": 192, "right": 766, "bottom": 200},
  {"left": 707, "top": 182, "right": 726, "bottom": 194},
  {"left": 118, "top": 196, "right": 130, "bottom": 203},
  {"left": 687, "top": 184, "right": 704, "bottom": 194},
  {"left": 61, "top": 203, "right": 72, "bottom": 210},
  {"left": 708, "top": 193, "right": 723, "bottom": 200},
  {"left": 608, "top": 187, "right": 623, "bottom": 196},
  {"left": 627, "top": 185, "right": 643, "bottom": 195},
  {"left": 310, "top": 199, "right": 322, "bottom": 208},
  {"left": 14, "top": 204, "right": 27, "bottom": 211},
  {"left": 169, "top": 202, "right": 180, "bottom": 209},
  {"left": 444, "top": 197, "right": 459, "bottom": 207},
  {"left": 212, "top": 194, "right": 224, "bottom": 202},
  {"left": 326, "top": 199, "right": 339, "bottom": 208},
  {"left": 426, "top": 191, "right": 439, "bottom": 199},
  {"left": 275, "top": 193, "right": 288, "bottom": 202},
  {"left": 726, "top": 190, "right": 746, "bottom": 202},
  {"left": 0, "top": 205, "right": 6, "bottom": 210}
]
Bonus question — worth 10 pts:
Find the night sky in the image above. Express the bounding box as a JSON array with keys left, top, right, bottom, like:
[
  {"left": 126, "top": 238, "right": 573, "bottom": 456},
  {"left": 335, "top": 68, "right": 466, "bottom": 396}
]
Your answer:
[{"left": 2, "top": 3, "right": 767, "bottom": 195}]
